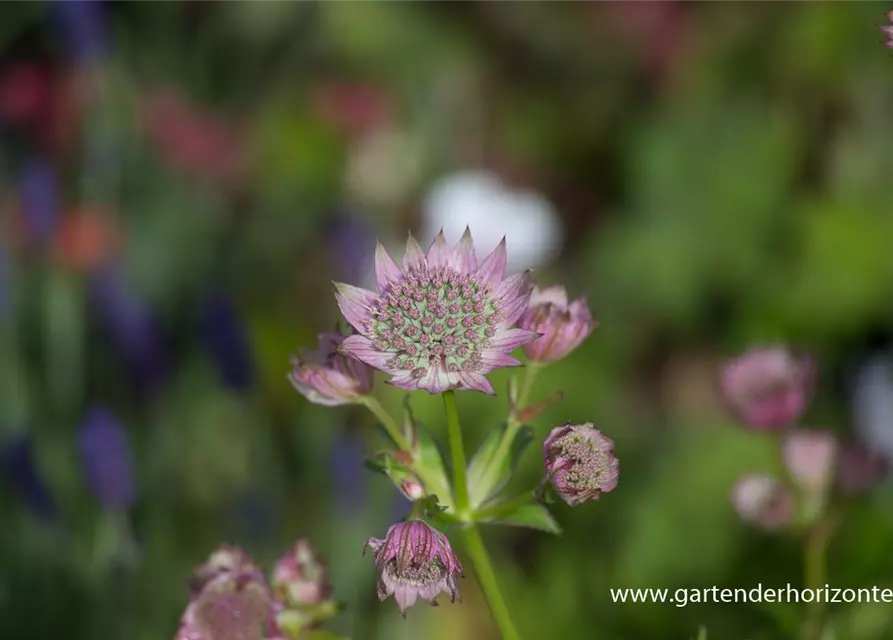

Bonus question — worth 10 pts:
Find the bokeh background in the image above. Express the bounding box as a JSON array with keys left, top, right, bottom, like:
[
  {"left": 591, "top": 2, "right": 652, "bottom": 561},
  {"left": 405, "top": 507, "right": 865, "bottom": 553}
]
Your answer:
[{"left": 3, "top": 2, "right": 893, "bottom": 639}]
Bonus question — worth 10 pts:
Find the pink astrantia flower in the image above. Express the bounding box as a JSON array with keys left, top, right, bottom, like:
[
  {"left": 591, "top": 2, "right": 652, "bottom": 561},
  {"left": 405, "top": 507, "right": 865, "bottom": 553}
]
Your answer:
[
  {"left": 289, "top": 329, "right": 374, "bottom": 406},
  {"left": 519, "top": 285, "right": 595, "bottom": 364},
  {"left": 272, "top": 539, "right": 332, "bottom": 607},
  {"left": 731, "top": 474, "right": 793, "bottom": 531},
  {"left": 720, "top": 347, "right": 815, "bottom": 431},
  {"left": 782, "top": 429, "right": 838, "bottom": 493},
  {"left": 335, "top": 228, "right": 539, "bottom": 394},
  {"left": 363, "top": 519, "right": 463, "bottom": 616},
  {"left": 836, "top": 440, "right": 888, "bottom": 495},
  {"left": 543, "top": 423, "right": 619, "bottom": 506},
  {"left": 878, "top": 11, "right": 893, "bottom": 49}
]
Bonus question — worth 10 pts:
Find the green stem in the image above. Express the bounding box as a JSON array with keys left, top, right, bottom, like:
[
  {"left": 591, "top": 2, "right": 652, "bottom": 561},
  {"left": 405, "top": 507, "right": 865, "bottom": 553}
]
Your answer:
[
  {"left": 461, "top": 525, "right": 522, "bottom": 640},
  {"left": 443, "top": 390, "right": 469, "bottom": 513},
  {"left": 801, "top": 513, "right": 837, "bottom": 640},
  {"left": 361, "top": 396, "right": 411, "bottom": 452}
]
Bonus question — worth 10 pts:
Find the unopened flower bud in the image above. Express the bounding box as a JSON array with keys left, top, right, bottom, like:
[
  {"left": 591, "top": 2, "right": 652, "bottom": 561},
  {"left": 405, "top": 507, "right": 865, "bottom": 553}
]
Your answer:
[
  {"left": 289, "top": 329, "right": 374, "bottom": 406},
  {"left": 720, "top": 347, "right": 815, "bottom": 430},
  {"left": 272, "top": 539, "right": 332, "bottom": 607},
  {"left": 519, "top": 285, "right": 595, "bottom": 364},
  {"left": 782, "top": 430, "right": 837, "bottom": 493},
  {"left": 731, "top": 474, "right": 793, "bottom": 531},
  {"left": 836, "top": 440, "right": 888, "bottom": 495},
  {"left": 542, "top": 423, "right": 618, "bottom": 506},
  {"left": 363, "top": 519, "right": 463, "bottom": 616}
]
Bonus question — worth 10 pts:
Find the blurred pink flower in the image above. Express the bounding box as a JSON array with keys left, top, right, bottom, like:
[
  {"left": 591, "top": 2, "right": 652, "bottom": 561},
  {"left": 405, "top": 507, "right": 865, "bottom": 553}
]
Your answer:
[
  {"left": 878, "top": 11, "right": 893, "bottom": 49},
  {"left": 334, "top": 229, "right": 538, "bottom": 394},
  {"left": 289, "top": 329, "right": 374, "bottom": 406},
  {"left": 519, "top": 285, "right": 595, "bottom": 364},
  {"left": 364, "top": 519, "right": 463, "bottom": 617},
  {"left": 271, "top": 540, "right": 331, "bottom": 608},
  {"left": 731, "top": 474, "right": 793, "bottom": 531},
  {"left": 543, "top": 422, "right": 618, "bottom": 506},
  {"left": 836, "top": 440, "right": 888, "bottom": 495},
  {"left": 720, "top": 347, "right": 815, "bottom": 431},
  {"left": 782, "top": 430, "right": 837, "bottom": 493},
  {"left": 312, "top": 82, "right": 392, "bottom": 139}
]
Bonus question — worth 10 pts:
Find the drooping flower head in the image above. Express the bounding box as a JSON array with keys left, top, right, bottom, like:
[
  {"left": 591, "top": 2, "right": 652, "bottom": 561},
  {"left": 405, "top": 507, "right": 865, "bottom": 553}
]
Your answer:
[
  {"left": 519, "top": 285, "right": 595, "bottom": 364},
  {"left": 720, "top": 346, "right": 815, "bottom": 431},
  {"left": 336, "top": 228, "right": 538, "bottom": 394},
  {"left": 289, "top": 329, "right": 374, "bottom": 406},
  {"left": 731, "top": 474, "right": 793, "bottom": 531},
  {"left": 543, "top": 423, "right": 619, "bottom": 506},
  {"left": 363, "top": 519, "right": 463, "bottom": 616}
]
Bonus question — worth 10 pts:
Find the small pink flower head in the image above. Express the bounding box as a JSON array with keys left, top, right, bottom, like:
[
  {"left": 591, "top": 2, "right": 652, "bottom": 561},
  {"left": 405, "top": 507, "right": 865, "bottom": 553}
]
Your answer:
[
  {"left": 272, "top": 539, "right": 332, "bottom": 607},
  {"left": 289, "top": 329, "right": 374, "bottom": 406},
  {"left": 720, "top": 346, "right": 815, "bottom": 431},
  {"left": 782, "top": 429, "right": 838, "bottom": 494},
  {"left": 731, "top": 474, "right": 793, "bottom": 531},
  {"left": 836, "top": 440, "right": 888, "bottom": 495},
  {"left": 519, "top": 285, "right": 595, "bottom": 364},
  {"left": 878, "top": 12, "right": 893, "bottom": 49},
  {"left": 177, "top": 547, "right": 274, "bottom": 640},
  {"left": 363, "top": 519, "right": 463, "bottom": 617},
  {"left": 543, "top": 423, "right": 619, "bottom": 506},
  {"left": 334, "top": 228, "right": 539, "bottom": 395}
]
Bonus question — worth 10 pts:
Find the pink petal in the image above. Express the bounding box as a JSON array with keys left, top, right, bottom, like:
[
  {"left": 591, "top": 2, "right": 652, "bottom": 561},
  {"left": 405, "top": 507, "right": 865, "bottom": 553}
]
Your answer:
[
  {"left": 568, "top": 298, "right": 593, "bottom": 322},
  {"left": 426, "top": 229, "right": 451, "bottom": 269},
  {"left": 499, "top": 291, "right": 534, "bottom": 327},
  {"left": 334, "top": 283, "right": 378, "bottom": 332},
  {"left": 453, "top": 226, "right": 477, "bottom": 274},
  {"left": 387, "top": 372, "right": 420, "bottom": 391},
  {"left": 487, "top": 328, "right": 541, "bottom": 351},
  {"left": 403, "top": 234, "right": 426, "bottom": 272},
  {"left": 530, "top": 285, "right": 568, "bottom": 309},
  {"left": 477, "top": 349, "right": 523, "bottom": 371},
  {"left": 340, "top": 334, "right": 396, "bottom": 369},
  {"left": 374, "top": 242, "right": 402, "bottom": 293},
  {"left": 457, "top": 371, "right": 495, "bottom": 394},
  {"left": 492, "top": 270, "right": 532, "bottom": 307},
  {"left": 475, "top": 237, "right": 507, "bottom": 286},
  {"left": 415, "top": 360, "right": 455, "bottom": 394}
]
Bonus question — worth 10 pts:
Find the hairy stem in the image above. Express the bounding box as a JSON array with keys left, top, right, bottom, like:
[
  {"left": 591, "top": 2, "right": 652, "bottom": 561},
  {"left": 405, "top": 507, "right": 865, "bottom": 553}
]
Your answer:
[
  {"left": 361, "top": 396, "right": 411, "bottom": 452},
  {"left": 443, "top": 390, "right": 469, "bottom": 513},
  {"left": 461, "top": 522, "right": 522, "bottom": 640}
]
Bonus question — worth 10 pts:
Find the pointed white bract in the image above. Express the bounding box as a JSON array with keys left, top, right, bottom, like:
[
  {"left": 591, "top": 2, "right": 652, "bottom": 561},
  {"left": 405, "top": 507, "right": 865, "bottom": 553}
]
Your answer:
[{"left": 334, "top": 228, "right": 538, "bottom": 394}]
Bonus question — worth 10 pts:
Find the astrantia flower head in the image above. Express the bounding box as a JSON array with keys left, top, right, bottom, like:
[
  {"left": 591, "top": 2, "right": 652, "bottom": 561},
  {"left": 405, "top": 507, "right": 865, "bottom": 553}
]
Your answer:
[
  {"left": 272, "top": 539, "right": 332, "bottom": 607},
  {"left": 543, "top": 423, "right": 618, "bottom": 506},
  {"left": 782, "top": 429, "right": 837, "bottom": 494},
  {"left": 519, "top": 285, "right": 595, "bottom": 364},
  {"left": 364, "top": 519, "right": 463, "bottom": 616},
  {"left": 335, "top": 228, "right": 539, "bottom": 394},
  {"left": 720, "top": 346, "right": 815, "bottom": 431},
  {"left": 289, "top": 329, "right": 374, "bottom": 406},
  {"left": 731, "top": 474, "right": 793, "bottom": 531},
  {"left": 878, "top": 11, "right": 893, "bottom": 49}
]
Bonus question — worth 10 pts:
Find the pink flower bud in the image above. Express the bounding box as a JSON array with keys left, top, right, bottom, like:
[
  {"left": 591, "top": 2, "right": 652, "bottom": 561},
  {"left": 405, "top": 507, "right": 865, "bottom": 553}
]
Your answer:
[
  {"left": 543, "top": 423, "right": 618, "bottom": 506},
  {"left": 720, "top": 347, "right": 815, "bottom": 430},
  {"left": 289, "top": 329, "right": 374, "bottom": 406},
  {"left": 363, "top": 519, "right": 463, "bottom": 616},
  {"left": 836, "top": 440, "right": 888, "bottom": 495},
  {"left": 782, "top": 430, "right": 838, "bottom": 493},
  {"left": 271, "top": 540, "right": 332, "bottom": 608},
  {"left": 731, "top": 474, "right": 793, "bottom": 531},
  {"left": 519, "top": 285, "right": 595, "bottom": 364}
]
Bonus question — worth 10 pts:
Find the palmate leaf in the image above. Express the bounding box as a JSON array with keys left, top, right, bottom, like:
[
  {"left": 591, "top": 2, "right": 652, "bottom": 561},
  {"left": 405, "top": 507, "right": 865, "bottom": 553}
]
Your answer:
[{"left": 466, "top": 423, "right": 533, "bottom": 509}]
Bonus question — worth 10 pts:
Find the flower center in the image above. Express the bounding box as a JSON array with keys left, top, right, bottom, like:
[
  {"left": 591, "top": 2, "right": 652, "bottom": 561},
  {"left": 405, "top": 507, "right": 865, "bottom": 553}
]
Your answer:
[
  {"left": 387, "top": 558, "right": 448, "bottom": 587},
  {"left": 555, "top": 434, "right": 611, "bottom": 491},
  {"left": 368, "top": 265, "right": 500, "bottom": 377}
]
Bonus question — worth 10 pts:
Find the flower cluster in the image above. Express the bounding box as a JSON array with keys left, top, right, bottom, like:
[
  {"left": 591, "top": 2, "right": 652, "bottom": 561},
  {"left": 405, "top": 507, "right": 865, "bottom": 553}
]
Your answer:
[
  {"left": 721, "top": 346, "right": 887, "bottom": 531},
  {"left": 173, "top": 542, "right": 337, "bottom": 640},
  {"left": 543, "top": 423, "right": 618, "bottom": 506},
  {"left": 878, "top": 11, "right": 893, "bottom": 49}
]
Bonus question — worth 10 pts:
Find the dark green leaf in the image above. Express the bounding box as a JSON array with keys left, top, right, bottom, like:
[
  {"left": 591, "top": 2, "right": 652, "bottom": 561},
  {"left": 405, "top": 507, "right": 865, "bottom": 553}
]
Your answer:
[
  {"left": 482, "top": 502, "right": 561, "bottom": 535},
  {"left": 466, "top": 423, "right": 533, "bottom": 509}
]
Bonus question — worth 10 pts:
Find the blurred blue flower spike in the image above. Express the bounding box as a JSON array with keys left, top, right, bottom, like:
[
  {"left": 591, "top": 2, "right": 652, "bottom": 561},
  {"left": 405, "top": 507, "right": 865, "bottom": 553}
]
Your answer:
[
  {"left": 324, "top": 209, "right": 375, "bottom": 285},
  {"left": 331, "top": 432, "right": 366, "bottom": 513},
  {"left": 19, "top": 157, "right": 59, "bottom": 248},
  {"left": 51, "top": 0, "right": 108, "bottom": 64},
  {"left": 199, "top": 291, "right": 256, "bottom": 393},
  {"left": 87, "top": 265, "right": 168, "bottom": 393},
  {"left": 77, "top": 406, "right": 135, "bottom": 511},
  {"left": 1, "top": 431, "right": 57, "bottom": 521}
]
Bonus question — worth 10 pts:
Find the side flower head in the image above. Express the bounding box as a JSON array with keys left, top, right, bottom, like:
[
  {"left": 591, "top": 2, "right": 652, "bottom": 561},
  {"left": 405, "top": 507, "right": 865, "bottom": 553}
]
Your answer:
[
  {"left": 272, "top": 539, "right": 332, "bottom": 607},
  {"left": 720, "top": 346, "right": 815, "bottom": 431},
  {"left": 519, "top": 285, "right": 595, "bottom": 364},
  {"left": 289, "top": 328, "right": 374, "bottom": 406},
  {"left": 334, "top": 228, "right": 539, "bottom": 395},
  {"left": 363, "top": 519, "right": 463, "bottom": 617},
  {"left": 731, "top": 474, "right": 793, "bottom": 531},
  {"left": 543, "top": 423, "right": 619, "bottom": 506},
  {"left": 782, "top": 429, "right": 838, "bottom": 494}
]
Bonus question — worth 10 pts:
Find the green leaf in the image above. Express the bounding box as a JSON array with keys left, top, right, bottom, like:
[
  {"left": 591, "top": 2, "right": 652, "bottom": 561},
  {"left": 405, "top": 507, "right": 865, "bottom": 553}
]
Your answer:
[
  {"left": 413, "top": 424, "right": 454, "bottom": 511},
  {"left": 466, "top": 423, "right": 533, "bottom": 509},
  {"left": 482, "top": 502, "right": 561, "bottom": 535},
  {"left": 694, "top": 626, "right": 708, "bottom": 640}
]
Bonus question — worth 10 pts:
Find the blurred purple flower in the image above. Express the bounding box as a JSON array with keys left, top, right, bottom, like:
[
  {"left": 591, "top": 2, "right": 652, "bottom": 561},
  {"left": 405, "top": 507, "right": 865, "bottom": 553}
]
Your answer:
[
  {"left": 331, "top": 433, "right": 366, "bottom": 512},
  {"left": 77, "top": 407, "right": 135, "bottom": 510},
  {"left": 1, "top": 432, "right": 57, "bottom": 520},
  {"left": 324, "top": 210, "right": 375, "bottom": 284},
  {"left": 199, "top": 291, "right": 255, "bottom": 392},
  {"left": 88, "top": 264, "right": 167, "bottom": 392},
  {"left": 731, "top": 474, "right": 793, "bottom": 531},
  {"left": 836, "top": 440, "right": 888, "bottom": 495},
  {"left": 51, "top": 0, "right": 108, "bottom": 63},
  {"left": 19, "top": 157, "right": 59, "bottom": 246}
]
